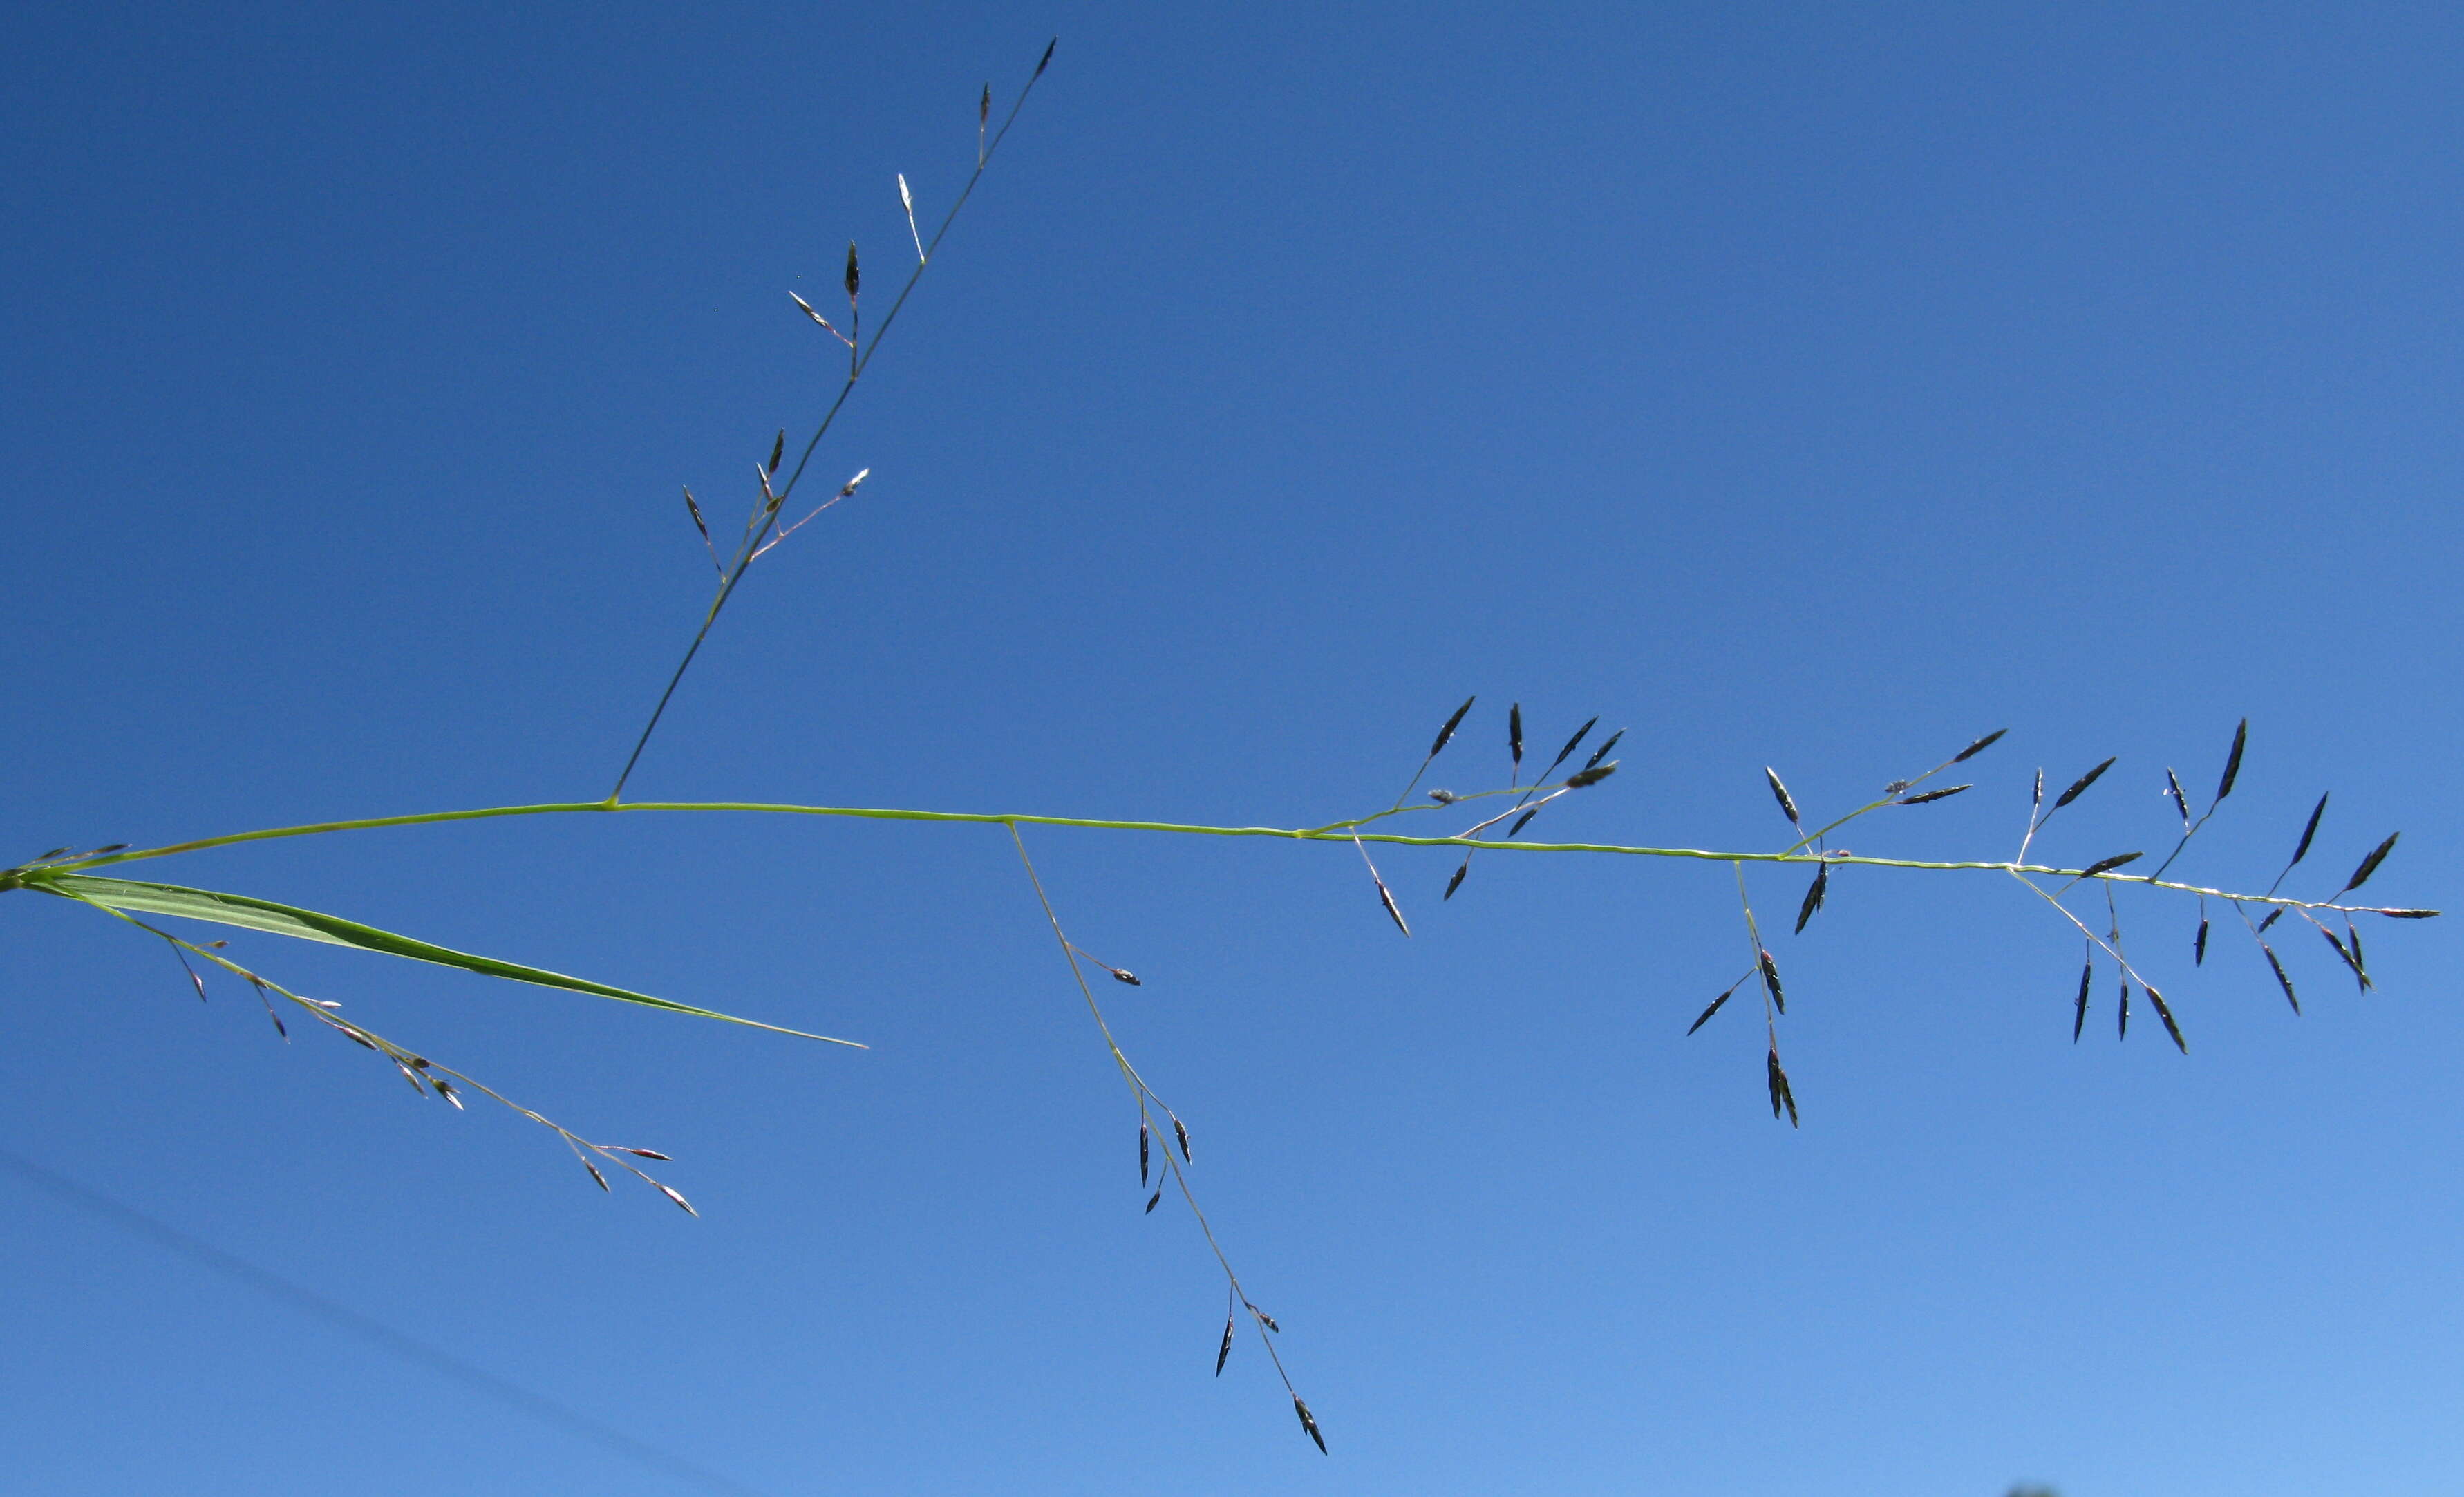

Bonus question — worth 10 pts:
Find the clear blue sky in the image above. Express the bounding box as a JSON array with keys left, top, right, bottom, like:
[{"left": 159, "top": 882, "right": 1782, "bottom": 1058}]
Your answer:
[{"left": 4, "top": 4, "right": 2459, "bottom": 1494}]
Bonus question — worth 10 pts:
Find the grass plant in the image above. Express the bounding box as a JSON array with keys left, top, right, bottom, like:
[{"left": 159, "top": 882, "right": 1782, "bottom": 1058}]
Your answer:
[{"left": 0, "top": 41, "right": 2438, "bottom": 1451}]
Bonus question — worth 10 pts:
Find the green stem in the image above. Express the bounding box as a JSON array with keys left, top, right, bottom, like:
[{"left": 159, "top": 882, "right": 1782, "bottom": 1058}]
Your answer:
[{"left": 21, "top": 800, "right": 2396, "bottom": 914}]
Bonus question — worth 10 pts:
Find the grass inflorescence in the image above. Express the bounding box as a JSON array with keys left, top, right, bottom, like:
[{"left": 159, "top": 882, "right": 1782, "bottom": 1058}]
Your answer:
[{"left": 0, "top": 44, "right": 2442, "bottom": 1455}]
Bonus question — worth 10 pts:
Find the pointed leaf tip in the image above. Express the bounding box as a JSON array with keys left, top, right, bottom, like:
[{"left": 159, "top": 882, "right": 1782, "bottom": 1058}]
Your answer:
[{"left": 37, "top": 874, "right": 864, "bottom": 1046}]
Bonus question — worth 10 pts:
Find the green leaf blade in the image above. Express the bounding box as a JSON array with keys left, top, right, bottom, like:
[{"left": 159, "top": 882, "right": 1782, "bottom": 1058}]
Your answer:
[{"left": 34, "top": 874, "right": 862, "bottom": 1047}]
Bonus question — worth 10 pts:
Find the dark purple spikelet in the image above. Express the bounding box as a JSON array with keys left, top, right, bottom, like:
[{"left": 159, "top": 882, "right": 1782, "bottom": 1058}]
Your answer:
[
  {"left": 1293, "top": 1395, "right": 1328, "bottom": 1454},
  {"left": 1765, "top": 768, "right": 1802, "bottom": 828},
  {"left": 1897, "top": 784, "right": 1970, "bottom": 805},
  {"left": 1794, "top": 863, "right": 1828, "bottom": 933},
  {"left": 1758, "top": 948, "right": 1785, "bottom": 1014},
  {"left": 2338, "top": 833, "right": 2400, "bottom": 896},
  {"left": 2145, "top": 984, "right": 2188, "bottom": 1053},
  {"left": 1954, "top": 729, "right": 2007, "bottom": 763},
  {"left": 2214, "top": 718, "right": 2248, "bottom": 804},
  {"left": 1688, "top": 978, "right": 1743, "bottom": 1035},
  {"left": 2264, "top": 944, "right": 2299, "bottom": 1014},
  {"left": 2054, "top": 757, "right": 2117, "bottom": 810},
  {"left": 2291, "top": 793, "right": 2329, "bottom": 866}
]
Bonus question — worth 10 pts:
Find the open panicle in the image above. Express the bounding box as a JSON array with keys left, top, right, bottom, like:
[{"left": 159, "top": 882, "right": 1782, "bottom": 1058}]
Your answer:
[{"left": 4, "top": 37, "right": 2443, "bottom": 1451}]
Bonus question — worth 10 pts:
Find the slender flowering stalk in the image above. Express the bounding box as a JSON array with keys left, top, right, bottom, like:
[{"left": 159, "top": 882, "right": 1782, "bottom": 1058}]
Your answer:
[{"left": 19, "top": 797, "right": 2422, "bottom": 919}]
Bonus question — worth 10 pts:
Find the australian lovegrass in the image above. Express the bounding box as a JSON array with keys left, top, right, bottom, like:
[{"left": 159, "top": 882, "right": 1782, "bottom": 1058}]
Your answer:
[{"left": 1, "top": 42, "right": 2442, "bottom": 1452}]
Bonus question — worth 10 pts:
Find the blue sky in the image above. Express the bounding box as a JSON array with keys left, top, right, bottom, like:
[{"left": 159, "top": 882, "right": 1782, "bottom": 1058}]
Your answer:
[{"left": 3, "top": 3, "right": 2459, "bottom": 1493}]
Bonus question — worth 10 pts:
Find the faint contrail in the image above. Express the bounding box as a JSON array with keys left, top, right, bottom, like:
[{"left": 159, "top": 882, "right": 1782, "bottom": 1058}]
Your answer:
[{"left": 0, "top": 1148, "right": 772, "bottom": 1497}]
